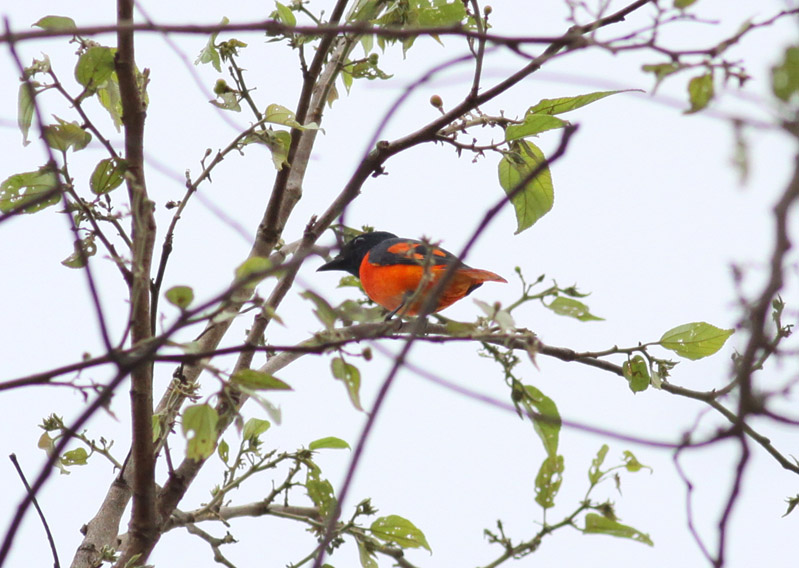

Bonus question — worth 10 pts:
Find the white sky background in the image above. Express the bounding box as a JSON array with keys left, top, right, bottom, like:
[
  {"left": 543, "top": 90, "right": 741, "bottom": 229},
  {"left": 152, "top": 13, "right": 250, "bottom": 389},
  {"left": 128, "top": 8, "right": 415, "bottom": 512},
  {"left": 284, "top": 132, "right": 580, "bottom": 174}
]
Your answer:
[{"left": 1, "top": 1, "right": 798, "bottom": 567}]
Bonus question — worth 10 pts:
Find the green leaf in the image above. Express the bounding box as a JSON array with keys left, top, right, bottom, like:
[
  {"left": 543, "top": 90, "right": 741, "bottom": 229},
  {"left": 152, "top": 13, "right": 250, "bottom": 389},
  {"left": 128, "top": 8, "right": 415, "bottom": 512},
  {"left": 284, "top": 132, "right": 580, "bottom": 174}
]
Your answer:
[
  {"left": 519, "top": 385, "right": 561, "bottom": 458},
  {"left": 182, "top": 404, "right": 219, "bottom": 461},
  {"left": 343, "top": 55, "right": 393, "bottom": 82},
  {"left": 641, "top": 62, "right": 680, "bottom": 92},
  {"left": 498, "top": 140, "right": 554, "bottom": 233},
  {"left": 274, "top": 2, "right": 297, "bottom": 27},
  {"left": 75, "top": 46, "right": 116, "bottom": 93},
  {"left": 0, "top": 168, "right": 59, "bottom": 214},
  {"left": 588, "top": 444, "right": 609, "bottom": 485},
  {"left": 17, "top": 84, "right": 35, "bottom": 146},
  {"left": 331, "top": 357, "right": 363, "bottom": 411},
  {"left": 357, "top": 539, "right": 379, "bottom": 568},
  {"left": 306, "top": 466, "right": 337, "bottom": 517},
  {"left": 686, "top": 72, "right": 714, "bottom": 114},
  {"left": 674, "top": 0, "right": 698, "bottom": 8},
  {"left": 248, "top": 393, "right": 283, "bottom": 425},
  {"left": 195, "top": 17, "right": 229, "bottom": 72},
  {"left": 302, "top": 290, "right": 339, "bottom": 330},
  {"left": 218, "top": 439, "right": 230, "bottom": 463},
  {"left": 210, "top": 91, "right": 241, "bottom": 112},
  {"left": 415, "top": 0, "right": 467, "bottom": 27},
  {"left": 43, "top": 117, "right": 92, "bottom": 152},
  {"left": 265, "top": 129, "right": 292, "bottom": 170},
  {"left": 370, "top": 515, "right": 432, "bottom": 552},
  {"left": 621, "top": 450, "right": 652, "bottom": 473},
  {"left": 38, "top": 432, "right": 54, "bottom": 452},
  {"left": 61, "top": 236, "right": 97, "bottom": 268},
  {"left": 783, "top": 494, "right": 799, "bottom": 518},
  {"left": 219, "top": 38, "right": 248, "bottom": 60},
  {"left": 583, "top": 513, "right": 653, "bottom": 546},
  {"left": 642, "top": 62, "right": 680, "bottom": 80},
  {"left": 526, "top": 90, "right": 634, "bottom": 115},
  {"left": 622, "top": 355, "right": 650, "bottom": 393},
  {"left": 234, "top": 256, "right": 273, "bottom": 288},
  {"left": 241, "top": 129, "right": 292, "bottom": 170},
  {"left": 534, "top": 454, "right": 564, "bottom": 509},
  {"left": 90, "top": 158, "right": 126, "bottom": 194},
  {"left": 231, "top": 369, "right": 292, "bottom": 391},
  {"left": 309, "top": 437, "right": 351, "bottom": 451},
  {"left": 546, "top": 296, "right": 603, "bottom": 322},
  {"left": 264, "top": 104, "right": 320, "bottom": 131},
  {"left": 242, "top": 417, "right": 271, "bottom": 442},
  {"left": 264, "top": 103, "right": 304, "bottom": 128},
  {"left": 33, "top": 15, "right": 77, "bottom": 31},
  {"left": 505, "top": 114, "right": 568, "bottom": 141},
  {"left": 772, "top": 46, "right": 799, "bottom": 103},
  {"left": 165, "top": 285, "right": 194, "bottom": 309},
  {"left": 152, "top": 414, "right": 162, "bottom": 442},
  {"left": 97, "top": 78, "right": 124, "bottom": 131},
  {"left": 61, "top": 447, "right": 89, "bottom": 466},
  {"left": 659, "top": 322, "right": 734, "bottom": 360}
]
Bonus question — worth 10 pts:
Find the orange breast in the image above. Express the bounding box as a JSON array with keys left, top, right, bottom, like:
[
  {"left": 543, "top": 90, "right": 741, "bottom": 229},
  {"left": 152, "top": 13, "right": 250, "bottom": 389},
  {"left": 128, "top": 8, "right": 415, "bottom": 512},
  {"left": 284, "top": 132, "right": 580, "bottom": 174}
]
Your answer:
[{"left": 359, "top": 254, "right": 506, "bottom": 315}]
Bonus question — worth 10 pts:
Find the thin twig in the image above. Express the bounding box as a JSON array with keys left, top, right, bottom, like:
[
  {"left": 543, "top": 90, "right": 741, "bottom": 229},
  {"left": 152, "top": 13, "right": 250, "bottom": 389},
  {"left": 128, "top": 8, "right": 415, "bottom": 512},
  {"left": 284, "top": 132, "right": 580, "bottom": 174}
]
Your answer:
[{"left": 8, "top": 455, "right": 60, "bottom": 568}]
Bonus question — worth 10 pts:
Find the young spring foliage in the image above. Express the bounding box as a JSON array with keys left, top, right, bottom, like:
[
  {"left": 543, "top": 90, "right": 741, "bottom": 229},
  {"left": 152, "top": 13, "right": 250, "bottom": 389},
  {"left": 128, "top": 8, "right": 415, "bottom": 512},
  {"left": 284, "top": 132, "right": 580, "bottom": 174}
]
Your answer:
[{"left": 499, "top": 90, "right": 636, "bottom": 233}]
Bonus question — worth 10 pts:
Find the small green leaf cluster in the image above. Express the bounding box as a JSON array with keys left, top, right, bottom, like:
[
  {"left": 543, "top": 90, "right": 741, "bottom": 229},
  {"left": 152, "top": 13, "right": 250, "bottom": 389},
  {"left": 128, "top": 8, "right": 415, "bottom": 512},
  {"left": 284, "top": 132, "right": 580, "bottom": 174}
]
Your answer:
[
  {"left": 498, "top": 91, "right": 633, "bottom": 233},
  {"left": 347, "top": 501, "right": 432, "bottom": 567},
  {"left": 37, "top": 413, "right": 118, "bottom": 474},
  {"left": 581, "top": 445, "right": 653, "bottom": 546},
  {"left": 636, "top": 4, "right": 789, "bottom": 114},
  {"left": 482, "top": 342, "right": 566, "bottom": 510},
  {"left": 2, "top": 15, "right": 146, "bottom": 271},
  {"left": 621, "top": 321, "right": 735, "bottom": 393},
  {"left": 353, "top": 0, "right": 469, "bottom": 54},
  {"left": 507, "top": 268, "right": 603, "bottom": 322},
  {"left": 772, "top": 45, "right": 799, "bottom": 108}
]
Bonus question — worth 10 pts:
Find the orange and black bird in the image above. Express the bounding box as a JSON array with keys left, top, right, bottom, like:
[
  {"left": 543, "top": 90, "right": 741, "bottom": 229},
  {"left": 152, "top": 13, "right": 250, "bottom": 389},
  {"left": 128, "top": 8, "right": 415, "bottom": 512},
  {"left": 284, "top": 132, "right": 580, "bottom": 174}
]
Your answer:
[{"left": 317, "top": 231, "right": 507, "bottom": 316}]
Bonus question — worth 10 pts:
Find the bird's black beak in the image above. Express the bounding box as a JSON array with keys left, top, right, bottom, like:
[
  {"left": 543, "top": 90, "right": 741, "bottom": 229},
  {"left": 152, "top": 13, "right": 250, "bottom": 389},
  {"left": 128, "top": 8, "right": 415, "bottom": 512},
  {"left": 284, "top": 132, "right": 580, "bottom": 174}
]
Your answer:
[{"left": 317, "top": 256, "right": 347, "bottom": 272}]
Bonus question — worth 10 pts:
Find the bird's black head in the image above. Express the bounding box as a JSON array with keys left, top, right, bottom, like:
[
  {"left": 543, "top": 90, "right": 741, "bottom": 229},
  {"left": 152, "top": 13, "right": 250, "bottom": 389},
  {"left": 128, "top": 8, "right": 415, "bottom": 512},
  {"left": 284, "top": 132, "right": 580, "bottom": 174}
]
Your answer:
[{"left": 317, "top": 231, "right": 397, "bottom": 277}]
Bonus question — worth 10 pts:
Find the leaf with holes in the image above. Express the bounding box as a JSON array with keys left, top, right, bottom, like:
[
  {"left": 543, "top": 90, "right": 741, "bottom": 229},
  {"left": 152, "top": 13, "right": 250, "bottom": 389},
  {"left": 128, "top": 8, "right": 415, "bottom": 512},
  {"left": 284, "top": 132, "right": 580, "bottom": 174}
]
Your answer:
[
  {"left": 331, "top": 357, "right": 362, "bottom": 411},
  {"left": 61, "top": 236, "right": 97, "bottom": 268},
  {"left": 0, "top": 169, "right": 59, "bottom": 214},
  {"left": 182, "top": 404, "right": 219, "bottom": 461},
  {"left": 547, "top": 296, "right": 603, "bottom": 322},
  {"left": 163, "top": 286, "right": 193, "bottom": 310},
  {"left": 370, "top": 515, "right": 432, "bottom": 552},
  {"left": 306, "top": 466, "right": 337, "bottom": 517},
  {"left": 534, "top": 454, "right": 564, "bottom": 509},
  {"left": 75, "top": 46, "right": 116, "bottom": 92},
  {"left": 588, "top": 444, "right": 610, "bottom": 485},
  {"left": 90, "top": 158, "right": 126, "bottom": 194},
  {"left": 519, "top": 385, "right": 561, "bottom": 458},
  {"left": 44, "top": 117, "right": 91, "bottom": 152},
  {"left": 61, "top": 447, "right": 88, "bottom": 466}
]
